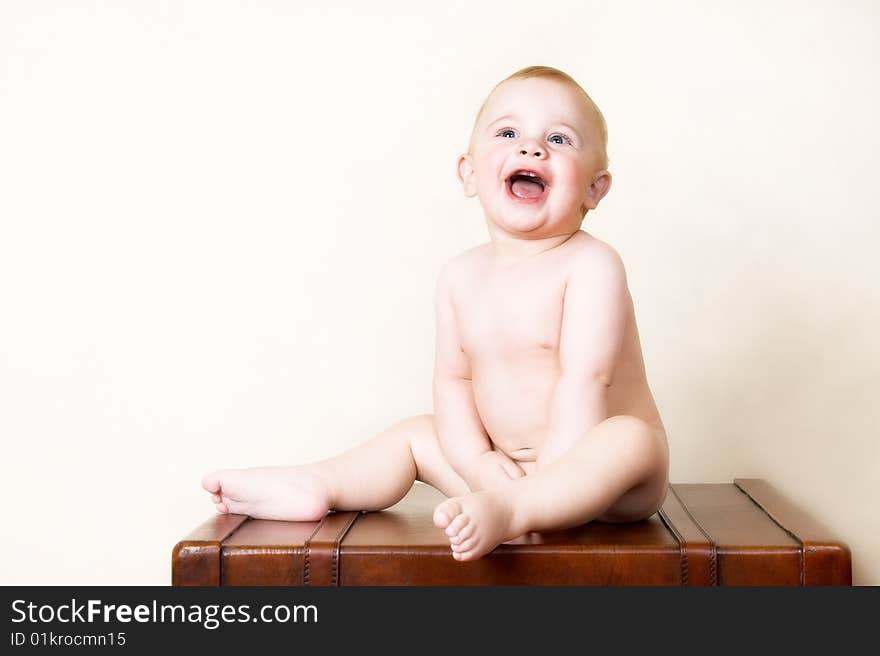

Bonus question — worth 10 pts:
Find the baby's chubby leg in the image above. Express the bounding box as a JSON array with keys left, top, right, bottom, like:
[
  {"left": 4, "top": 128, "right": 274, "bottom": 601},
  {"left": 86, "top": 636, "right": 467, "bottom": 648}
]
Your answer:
[
  {"left": 202, "top": 414, "right": 470, "bottom": 521},
  {"left": 433, "top": 415, "right": 669, "bottom": 560}
]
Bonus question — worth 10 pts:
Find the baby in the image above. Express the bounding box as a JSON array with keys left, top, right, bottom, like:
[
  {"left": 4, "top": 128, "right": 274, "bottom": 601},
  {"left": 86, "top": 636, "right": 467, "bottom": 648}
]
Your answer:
[{"left": 202, "top": 66, "right": 670, "bottom": 561}]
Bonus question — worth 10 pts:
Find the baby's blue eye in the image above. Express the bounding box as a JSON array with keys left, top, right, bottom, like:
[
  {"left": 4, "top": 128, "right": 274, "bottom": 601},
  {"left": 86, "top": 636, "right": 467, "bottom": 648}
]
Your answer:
[{"left": 497, "top": 129, "right": 571, "bottom": 144}]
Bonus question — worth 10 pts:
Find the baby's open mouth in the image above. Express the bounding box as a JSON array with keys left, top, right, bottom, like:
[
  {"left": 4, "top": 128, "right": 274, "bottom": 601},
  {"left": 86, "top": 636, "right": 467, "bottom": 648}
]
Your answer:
[{"left": 506, "top": 170, "right": 547, "bottom": 200}]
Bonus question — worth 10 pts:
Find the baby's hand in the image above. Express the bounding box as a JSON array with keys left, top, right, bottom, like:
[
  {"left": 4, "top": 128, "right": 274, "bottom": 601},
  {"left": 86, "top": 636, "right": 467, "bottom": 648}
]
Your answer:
[{"left": 467, "top": 450, "right": 526, "bottom": 492}]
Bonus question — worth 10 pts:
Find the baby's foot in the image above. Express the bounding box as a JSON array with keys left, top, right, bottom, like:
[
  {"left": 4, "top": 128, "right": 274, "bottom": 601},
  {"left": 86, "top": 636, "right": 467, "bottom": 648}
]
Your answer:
[
  {"left": 432, "top": 489, "right": 518, "bottom": 561},
  {"left": 201, "top": 465, "right": 333, "bottom": 521}
]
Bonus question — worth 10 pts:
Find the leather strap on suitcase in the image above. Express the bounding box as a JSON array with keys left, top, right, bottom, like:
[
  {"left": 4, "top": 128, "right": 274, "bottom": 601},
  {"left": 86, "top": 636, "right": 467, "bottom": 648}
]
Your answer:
[
  {"left": 658, "top": 485, "right": 718, "bottom": 585},
  {"left": 303, "top": 511, "right": 362, "bottom": 586},
  {"left": 734, "top": 479, "right": 852, "bottom": 585}
]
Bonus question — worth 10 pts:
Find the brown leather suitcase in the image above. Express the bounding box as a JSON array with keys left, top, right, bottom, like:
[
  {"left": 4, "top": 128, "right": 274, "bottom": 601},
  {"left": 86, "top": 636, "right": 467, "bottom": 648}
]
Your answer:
[{"left": 172, "top": 478, "right": 851, "bottom": 586}]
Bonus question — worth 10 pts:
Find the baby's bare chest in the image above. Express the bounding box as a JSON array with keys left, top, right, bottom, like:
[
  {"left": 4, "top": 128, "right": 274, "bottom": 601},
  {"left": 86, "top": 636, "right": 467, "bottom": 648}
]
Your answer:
[{"left": 454, "top": 270, "right": 567, "bottom": 357}]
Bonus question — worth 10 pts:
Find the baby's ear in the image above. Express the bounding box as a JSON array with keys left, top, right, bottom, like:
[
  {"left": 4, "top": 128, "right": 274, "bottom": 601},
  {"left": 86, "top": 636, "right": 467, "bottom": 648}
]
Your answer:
[
  {"left": 457, "top": 154, "right": 477, "bottom": 198},
  {"left": 584, "top": 170, "right": 612, "bottom": 210}
]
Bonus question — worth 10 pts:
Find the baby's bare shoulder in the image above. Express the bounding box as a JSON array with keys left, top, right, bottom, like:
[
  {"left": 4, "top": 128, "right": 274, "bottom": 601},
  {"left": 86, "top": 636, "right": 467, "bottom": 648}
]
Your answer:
[
  {"left": 437, "top": 243, "right": 490, "bottom": 288},
  {"left": 565, "top": 231, "right": 627, "bottom": 279}
]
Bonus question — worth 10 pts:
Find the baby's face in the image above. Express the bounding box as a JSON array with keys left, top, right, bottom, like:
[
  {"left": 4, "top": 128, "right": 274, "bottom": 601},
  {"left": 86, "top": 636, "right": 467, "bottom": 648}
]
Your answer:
[{"left": 459, "top": 77, "right": 610, "bottom": 237}]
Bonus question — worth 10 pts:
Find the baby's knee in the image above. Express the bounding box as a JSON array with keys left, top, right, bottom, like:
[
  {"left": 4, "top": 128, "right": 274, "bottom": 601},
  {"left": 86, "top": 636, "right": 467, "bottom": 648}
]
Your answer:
[
  {"left": 395, "top": 414, "right": 440, "bottom": 454},
  {"left": 606, "top": 416, "right": 666, "bottom": 464}
]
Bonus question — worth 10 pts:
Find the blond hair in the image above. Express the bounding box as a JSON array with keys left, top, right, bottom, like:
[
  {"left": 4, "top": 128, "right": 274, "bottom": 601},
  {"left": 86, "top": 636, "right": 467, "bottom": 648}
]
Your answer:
[{"left": 468, "top": 65, "right": 609, "bottom": 170}]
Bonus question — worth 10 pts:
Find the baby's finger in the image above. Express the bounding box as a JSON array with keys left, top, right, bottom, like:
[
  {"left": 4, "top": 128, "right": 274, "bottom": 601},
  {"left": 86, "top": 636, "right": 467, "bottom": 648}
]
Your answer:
[
  {"left": 500, "top": 459, "right": 526, "bottom": 479},
  {"left": 486, "top": 449, "right": 526, "bottom": 479}
]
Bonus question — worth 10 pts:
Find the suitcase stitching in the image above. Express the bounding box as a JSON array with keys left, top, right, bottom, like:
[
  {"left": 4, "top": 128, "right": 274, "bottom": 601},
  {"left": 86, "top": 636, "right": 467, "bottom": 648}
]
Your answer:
[
  {"left": 669, "top": 486, "right": 718, "bottom": 586},
  {"left": 331, "top": 512, "right": 361, "bottom": 586},
  {"left": 657, "top": 504, "right": 689, "bottom": 584},
  {"left": 303, "top": 517, "right": 327, "bottom": 586}
]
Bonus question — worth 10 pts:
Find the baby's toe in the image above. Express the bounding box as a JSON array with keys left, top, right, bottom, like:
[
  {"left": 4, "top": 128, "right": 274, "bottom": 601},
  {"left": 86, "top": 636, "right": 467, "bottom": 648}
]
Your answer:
[
  {"left": 452, "top": 535, "right": 478, "bottom": 553},
  {"left": 454, "top": 522, "right": 475, "bottom": 542},
  {"left": 433, "top": 499, "right": 463, "bottom": 530},
  {"left": 215, "top": 501, "right": 228, "bottom": 514},
  {"left": 202, "top": 471, "right": 223, "bottom": 494},
  {"left": 453, "top": 540, "right": 486, "bottom": 561},
  {"left": 445, "top": 513, "right": 470, "bottom": 537},
  {"left": 450, "top": 524, "right": 475, "bottom": 545},
  {"left": 454, "top": 548, "right": 478, "bottom": 562},
  {"left": 222, "top": 498, "right": 249, "bottom": 516},
  {"left": 211, "top": 493, "right": 222, "bottom": 504}
]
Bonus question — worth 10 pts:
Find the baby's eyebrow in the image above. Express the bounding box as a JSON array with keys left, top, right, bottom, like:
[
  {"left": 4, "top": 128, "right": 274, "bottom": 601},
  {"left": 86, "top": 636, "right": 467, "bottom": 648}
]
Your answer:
[{"left": 487, "top": 114, "right": 517, "bottom": 127}]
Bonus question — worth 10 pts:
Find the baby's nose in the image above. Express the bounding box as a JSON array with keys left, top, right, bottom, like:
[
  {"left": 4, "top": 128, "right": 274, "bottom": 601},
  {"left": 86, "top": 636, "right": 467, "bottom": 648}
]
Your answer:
[{"left": 518, "top": 141, "right": 546, "bottom": 158}]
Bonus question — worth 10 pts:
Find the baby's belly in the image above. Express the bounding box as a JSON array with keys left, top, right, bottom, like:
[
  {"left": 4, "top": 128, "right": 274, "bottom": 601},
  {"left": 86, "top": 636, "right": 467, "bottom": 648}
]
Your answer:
[
  {"left": 470, "top": 353, "right": 664, "bottom": 465},
  {"left": 470, "top": 353, "right": 558, "bottom": 459}
]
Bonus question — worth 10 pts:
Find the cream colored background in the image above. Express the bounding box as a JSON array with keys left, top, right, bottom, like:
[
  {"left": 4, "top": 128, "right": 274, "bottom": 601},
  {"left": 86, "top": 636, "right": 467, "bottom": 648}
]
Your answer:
[{"left": 1, "top": 0, "right": 877, "bottom": 585}]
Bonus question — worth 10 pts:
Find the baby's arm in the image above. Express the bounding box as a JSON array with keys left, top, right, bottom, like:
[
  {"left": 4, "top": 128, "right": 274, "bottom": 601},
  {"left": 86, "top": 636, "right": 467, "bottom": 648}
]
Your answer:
[
  {"left": 432, "top": 264, "right": 525, "bottom": 491},
  {"left": 537, "top": 245, "right": 628, "bottom": 468}
]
